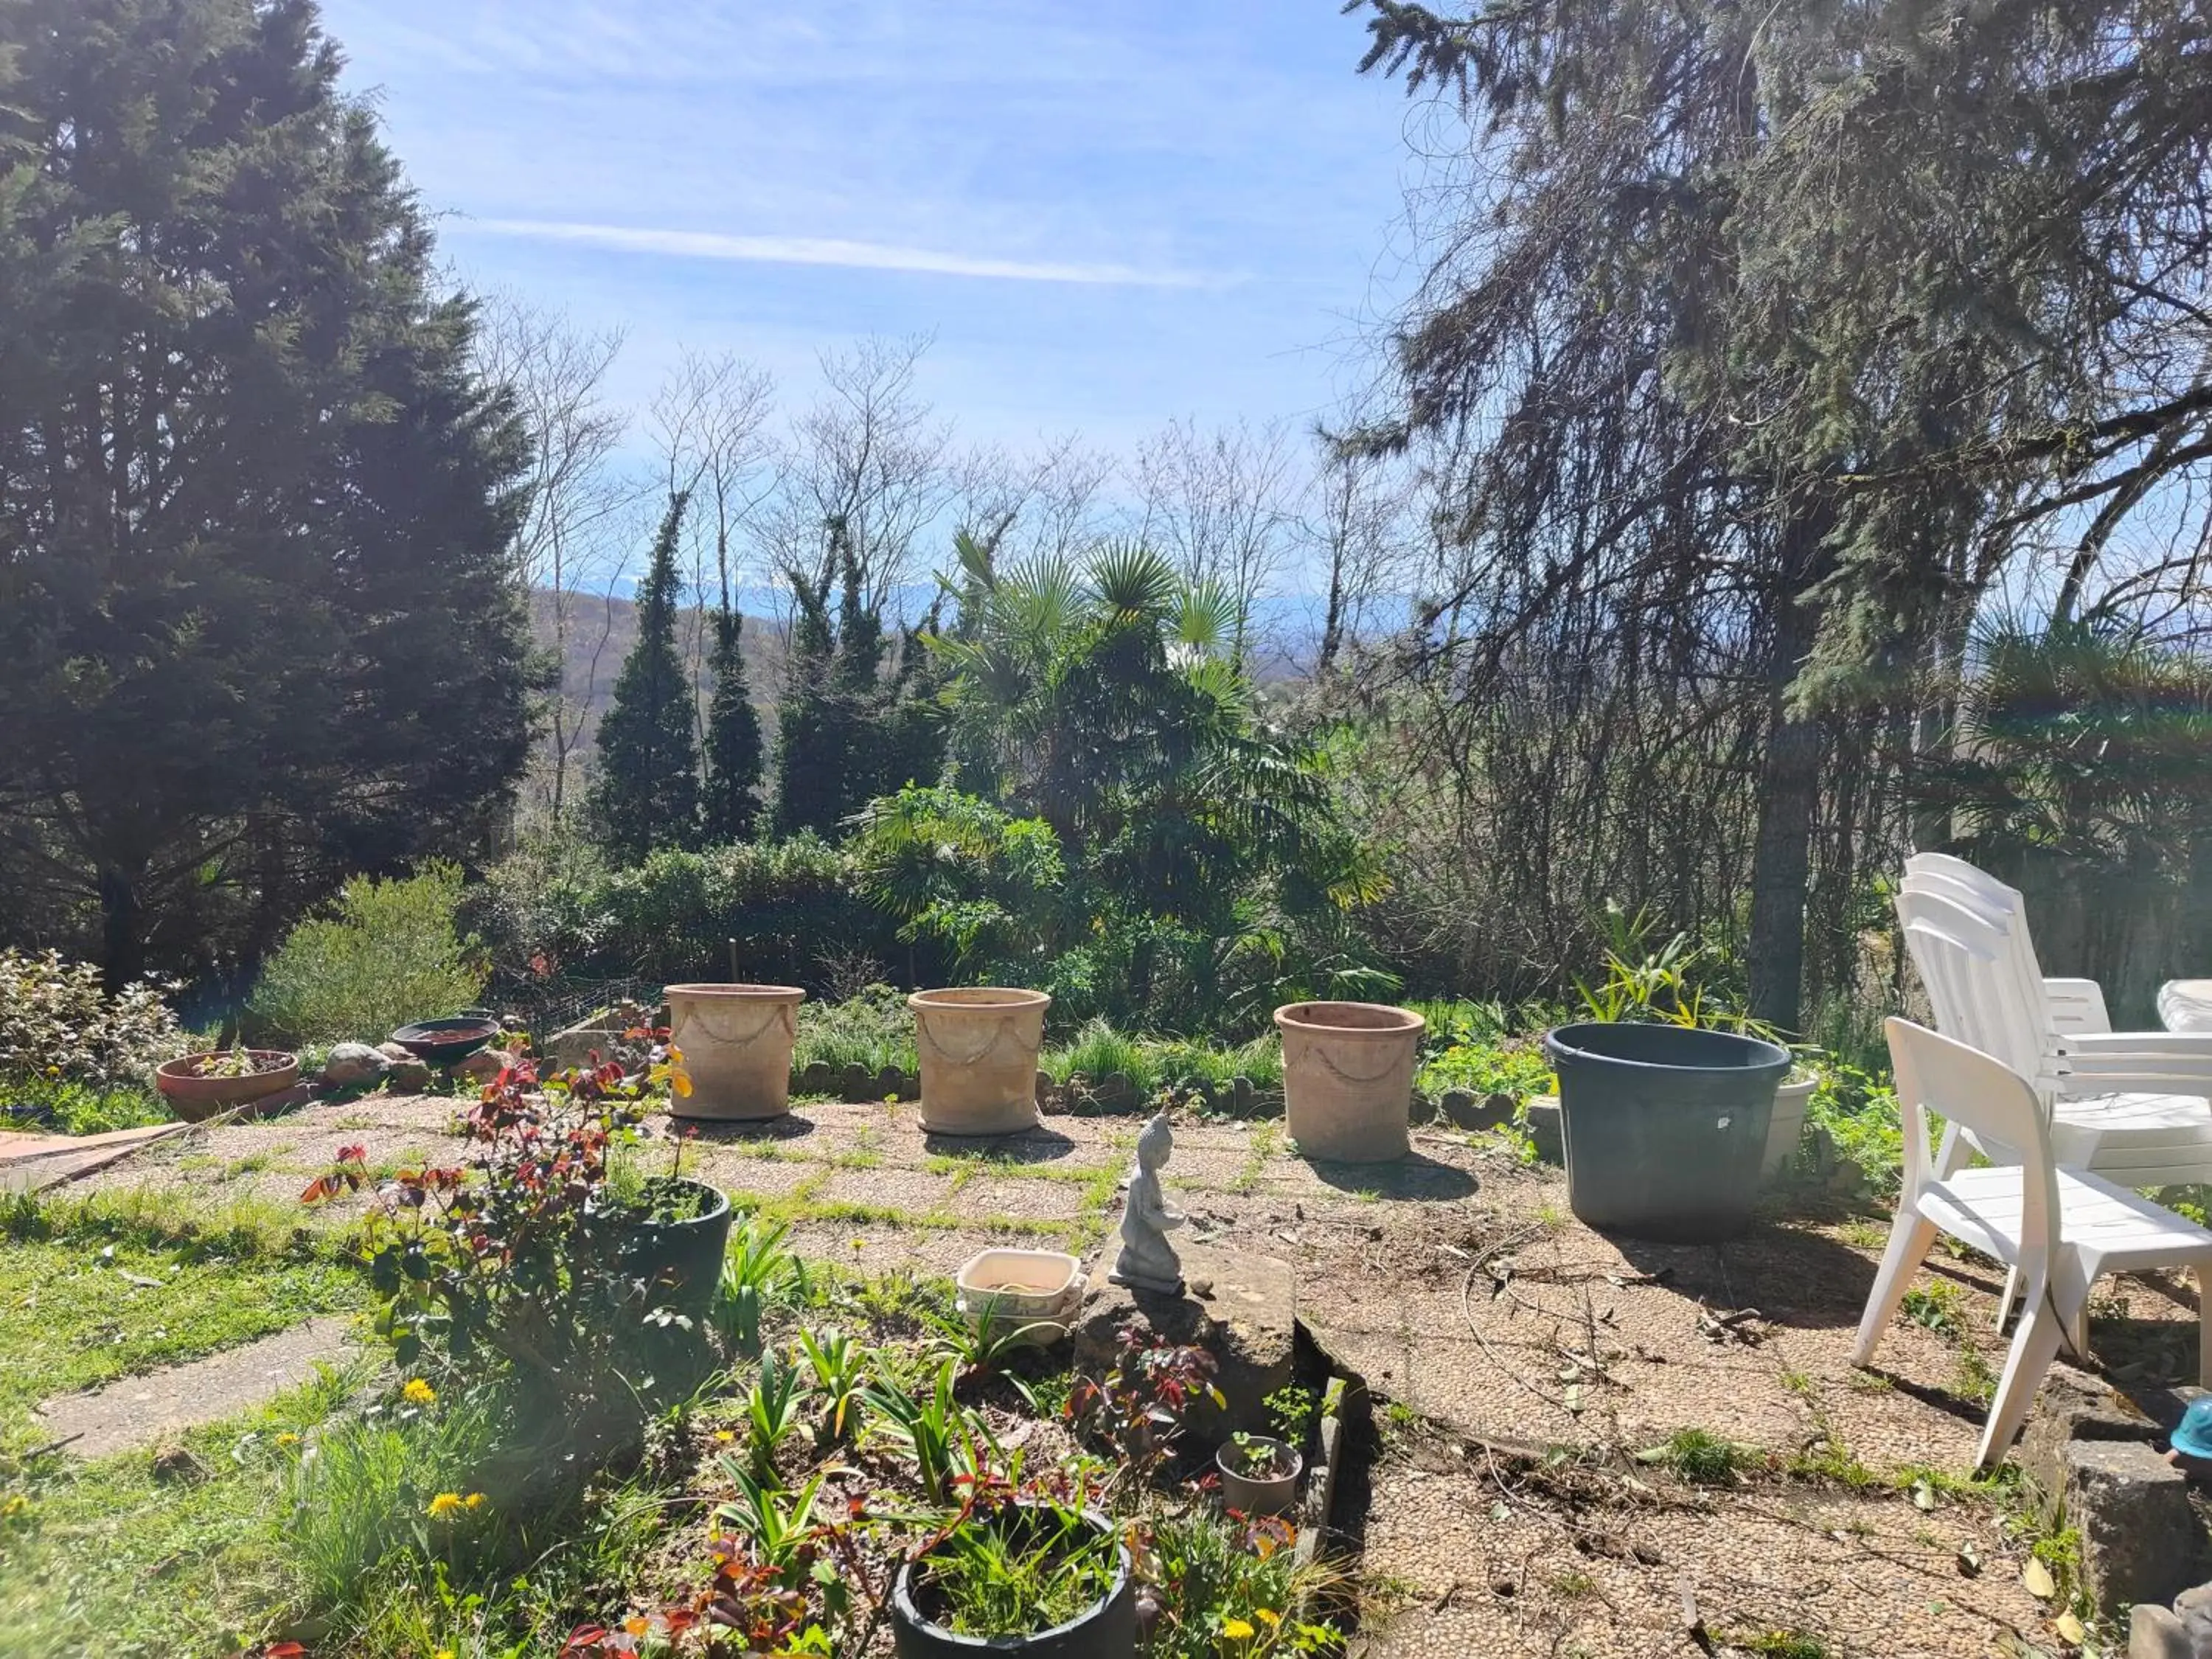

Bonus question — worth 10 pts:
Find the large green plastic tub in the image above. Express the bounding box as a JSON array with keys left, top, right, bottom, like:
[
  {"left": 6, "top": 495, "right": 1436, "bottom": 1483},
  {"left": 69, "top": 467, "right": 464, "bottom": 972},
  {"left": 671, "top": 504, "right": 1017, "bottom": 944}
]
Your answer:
[{"left": 1543, "top": 1022, "right": 1790, "bottom": 1242}]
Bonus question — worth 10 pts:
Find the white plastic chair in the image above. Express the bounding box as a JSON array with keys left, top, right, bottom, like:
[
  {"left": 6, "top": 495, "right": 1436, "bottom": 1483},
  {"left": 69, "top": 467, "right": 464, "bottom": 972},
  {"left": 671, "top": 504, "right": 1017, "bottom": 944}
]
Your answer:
[
  {"left": 1905, "top": 853, "right": 2212, "bottom": 1078},
  {"left": 1852, "top": 1018, "right": 2212, "bottom": 1469},
  {"left": 1895, "top": 884, "right": 2212, "bottom": 1184}
]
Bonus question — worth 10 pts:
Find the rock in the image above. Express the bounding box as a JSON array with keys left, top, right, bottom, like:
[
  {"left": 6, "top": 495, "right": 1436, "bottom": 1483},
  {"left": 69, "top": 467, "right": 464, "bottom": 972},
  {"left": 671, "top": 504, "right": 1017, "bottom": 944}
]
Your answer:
[
  {"left": 1099, "top": 1071, "right": 1138, "bottom": 1112},
  {"left": 1439, "top": 1088, "right": 1517, "bottom": 1132},
  {"left": 799, "top": 1061, "right": 837, "bottom": 1096},
  {"left": 2020, "top": 1361, "right": 2157, "bottom": 1506},
  {"left": 2065, "top": 1438, "right": 2212, "bottom": 1615},
  {"left": 2129, "top": 1602, "right": 2191, "bottom": 1659},
  {"left": 383, "top": 1057, "right": 434, "bottom": 1093},
  {"left": 458, "top": 1048, "right": 507, "bottom": 1082},
  {"left": 375, "top": 1042, "right": 414, "bottom": 1064},
  {"left": 1034, "top": 1069, "right": 1053, "bottom": 1107},
  {"left": 840, "top": 1062, "right": 872, "bottom": 1102},
  {"left": 546, "top": 1018, "right": 622, "bottom": 1070},
  {"left": 1071, "top": 1245, "right": 1294, "bottom": 1445},
  {"left": 873, "top": 1066, "right": 905, "bottom": 1102},
  {"left": 899, "top": 1070, "right": 921, "bottom": 1102},
  {"left": 151, "top": 1446, "right": 207, "bottom": 1484},
  {"left": 1521, "top": 1096, "right": 1564, "bottom": 1163},
  {"left": 319, "top": 1043, "right": 389, "bottom": 1088},
  {"left": 1230, "top": 1076, "right": 1256, "bottom": 1116}
]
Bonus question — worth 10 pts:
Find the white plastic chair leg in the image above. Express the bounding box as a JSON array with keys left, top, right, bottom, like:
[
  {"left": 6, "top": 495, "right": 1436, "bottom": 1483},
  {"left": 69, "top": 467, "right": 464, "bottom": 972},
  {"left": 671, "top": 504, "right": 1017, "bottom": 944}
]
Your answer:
[
  {"left": 1978, "top": 1293, "right": 2066, "bottom": 1469},
  {"left": 1852, "top": 1212, "right": 1939, "bottom": 1367},
  {"left": 1994, "top": 1265, "right": 2020, "bottom": 1330}
]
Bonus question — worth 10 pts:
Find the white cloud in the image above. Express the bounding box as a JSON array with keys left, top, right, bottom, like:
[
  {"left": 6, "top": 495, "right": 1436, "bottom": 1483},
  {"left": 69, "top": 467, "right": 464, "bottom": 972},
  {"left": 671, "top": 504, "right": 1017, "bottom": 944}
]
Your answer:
[{"left": 462, "top": 218, "right": 1217, "bottom": 289}]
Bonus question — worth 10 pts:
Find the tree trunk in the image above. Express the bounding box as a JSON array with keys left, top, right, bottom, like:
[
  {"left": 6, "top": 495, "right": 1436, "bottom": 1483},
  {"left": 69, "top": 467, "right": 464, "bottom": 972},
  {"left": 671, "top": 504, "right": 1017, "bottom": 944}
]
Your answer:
[
  {"left": 98, "top": 865, "right": 145, "bottom": 993},
  {"left": 1746, "top": 576, "right": 1823, "bottom": 1036}
]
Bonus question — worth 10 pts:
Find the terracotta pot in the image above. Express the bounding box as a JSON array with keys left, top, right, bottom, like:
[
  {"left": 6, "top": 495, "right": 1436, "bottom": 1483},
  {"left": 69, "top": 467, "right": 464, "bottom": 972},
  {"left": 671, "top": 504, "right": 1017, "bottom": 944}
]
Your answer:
[
  {"left": 153, "top": 1051, "right": 301, "bottom": 1121},
  {"left": 908, "top": 987, "right": 1048, "bottom": 1135},
  {"left": 1274, "top": 1001, "right": 1425, "bottom": 1162},
  {"left": 1761, "top": 1070, "right": 1819, "bottom": 1180},
  {"left": 664, "top": 984, "right": 806, "bottom": 1121}
]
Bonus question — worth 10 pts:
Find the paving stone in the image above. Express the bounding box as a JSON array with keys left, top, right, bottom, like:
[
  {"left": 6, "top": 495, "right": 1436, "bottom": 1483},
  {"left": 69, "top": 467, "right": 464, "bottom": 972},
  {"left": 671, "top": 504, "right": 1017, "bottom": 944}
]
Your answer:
[
  {"left": 1522, "top": 1096, "right": 1563, "bottom": 1162},
  {"left": 35, "top": 1316, "right": 358, "bottom": 1458}
]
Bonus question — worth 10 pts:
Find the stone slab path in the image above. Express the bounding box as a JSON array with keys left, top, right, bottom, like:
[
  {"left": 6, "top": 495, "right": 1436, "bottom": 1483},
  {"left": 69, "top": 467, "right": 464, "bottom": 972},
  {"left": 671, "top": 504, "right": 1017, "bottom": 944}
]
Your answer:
[
  {"left": 1, "top": 1122, "right": 189, "bottom": 1194},
  {"left": 32, "top": 1315, "right": 358, "bottom": 1459}
]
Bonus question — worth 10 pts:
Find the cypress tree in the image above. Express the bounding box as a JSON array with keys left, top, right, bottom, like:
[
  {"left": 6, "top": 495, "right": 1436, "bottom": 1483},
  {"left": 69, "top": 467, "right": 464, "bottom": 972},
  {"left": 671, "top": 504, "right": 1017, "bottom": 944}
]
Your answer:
[
  {"left": 700, "top": 607, "right": 764, "bottom": 842},
  {"left": 589, "top": 494, "right": 700, "bottom": 862}
]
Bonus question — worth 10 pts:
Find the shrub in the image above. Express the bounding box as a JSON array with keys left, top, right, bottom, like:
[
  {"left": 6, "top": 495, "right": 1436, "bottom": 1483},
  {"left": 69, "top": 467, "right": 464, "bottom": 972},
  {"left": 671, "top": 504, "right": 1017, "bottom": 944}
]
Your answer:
[
  {"left": 248, "top": 864, "right": 487, "bottom": 1045},
  {"left": 481, "top": 837, "right": 917, "bottom": 993},
  {"left": 0, "top": 948, "right": 183, "bottom": 1089},
  {"left": 792, "top": 984, "right": 918, "bottom": 1077}
]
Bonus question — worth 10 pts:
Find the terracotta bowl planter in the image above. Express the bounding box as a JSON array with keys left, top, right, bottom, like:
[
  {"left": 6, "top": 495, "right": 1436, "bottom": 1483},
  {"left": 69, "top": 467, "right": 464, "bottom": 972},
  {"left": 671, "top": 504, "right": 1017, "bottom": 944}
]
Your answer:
[
  {"left": 665, "top": 984, "right": 806, "bottom": 1121},
  {"left": 909, "top": 987, "right": 1048, "bottom": 1135},
  {"left": 1274, "top": 1001, "right": 1425, "bottom": 1162},
  {"left": 154, "top": 1050, "right": 301, "bottom": 1121}
]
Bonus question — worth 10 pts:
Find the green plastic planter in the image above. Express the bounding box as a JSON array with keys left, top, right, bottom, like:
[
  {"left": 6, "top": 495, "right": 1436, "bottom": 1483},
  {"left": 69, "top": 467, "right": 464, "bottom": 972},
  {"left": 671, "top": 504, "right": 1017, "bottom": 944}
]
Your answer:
[
  {"left": 597, "top": 1178, "right": 734, "bottom": 1325},
  {"left": 1543, "top": 1023, "right": 1790, "bottom": 1243}
]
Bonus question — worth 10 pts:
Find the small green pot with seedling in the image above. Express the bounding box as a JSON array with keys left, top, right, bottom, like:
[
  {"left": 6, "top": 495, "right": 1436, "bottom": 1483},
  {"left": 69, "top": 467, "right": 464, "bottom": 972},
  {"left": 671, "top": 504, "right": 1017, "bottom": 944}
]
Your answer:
[{"left": 1215, "top": 1430, "right": 1303, "bottom": 1516}]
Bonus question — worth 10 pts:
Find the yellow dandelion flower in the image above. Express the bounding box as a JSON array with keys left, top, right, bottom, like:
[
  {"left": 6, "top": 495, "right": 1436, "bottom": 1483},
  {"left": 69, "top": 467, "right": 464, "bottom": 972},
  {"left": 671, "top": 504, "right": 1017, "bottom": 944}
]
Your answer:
[
  {"left": 402, "top": 1377, "right": 437, "bottom": 1405},
  {"left": 426, "top": 1492, "right": 465, "bottom": 1519},
  {"left": 1222, "top": 1617, "right": 1255, "bottom": 1640},
  {"left": 714, "top": 1429, "right": 735, "bottom": 1442},
  {"left": 849, "top": 1237, "right": 866, "bottom": 1251},
  {"left": 1254, "top": 1607, "right": 1280, "bottom": 1627},
  {"left": 464, "top": 1492, "right": 486, "bottom": 1510},
  {"left": 275, "top": 1432, "right": 300, "bottom": 1447},
  {"left": 434, "top": 1649, "right": 456, "bottom": 1659}
]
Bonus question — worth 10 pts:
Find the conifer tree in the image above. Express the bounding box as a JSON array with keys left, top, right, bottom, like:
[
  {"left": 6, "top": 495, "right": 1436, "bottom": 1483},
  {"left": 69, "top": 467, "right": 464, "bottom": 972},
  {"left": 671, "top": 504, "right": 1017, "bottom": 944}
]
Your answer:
[
  {"left": 0, "top": 0, "right": 532, "bottom": 984},
  {"left": 589, "top": 494, "right": 700, "bottom": 861},
  {"left": 700, "top": 607, "right": 764, "bottom": 842}
]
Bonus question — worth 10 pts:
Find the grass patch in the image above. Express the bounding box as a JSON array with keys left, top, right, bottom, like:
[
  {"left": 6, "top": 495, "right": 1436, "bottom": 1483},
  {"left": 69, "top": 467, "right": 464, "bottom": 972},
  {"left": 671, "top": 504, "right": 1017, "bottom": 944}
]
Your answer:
[
  {"left": 0, "top": 1075, "right": 173, "bottom": 1138},
  {"left": 0, "top": 1364, "right": 363, "bottom": 1658},
  {"left": 0, "top": 1213, "right": 361, "bottom": 1447},
  {"left": 1642, "top": 1427, "right": 1755, "bottom": 1485}
]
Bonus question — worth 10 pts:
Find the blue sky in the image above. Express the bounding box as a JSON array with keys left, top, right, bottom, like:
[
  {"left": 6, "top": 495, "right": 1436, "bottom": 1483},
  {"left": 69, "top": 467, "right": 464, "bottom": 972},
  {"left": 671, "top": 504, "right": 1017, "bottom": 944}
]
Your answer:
[{"left": 318, "top": 0, "right": 1420, "bottom": 453}]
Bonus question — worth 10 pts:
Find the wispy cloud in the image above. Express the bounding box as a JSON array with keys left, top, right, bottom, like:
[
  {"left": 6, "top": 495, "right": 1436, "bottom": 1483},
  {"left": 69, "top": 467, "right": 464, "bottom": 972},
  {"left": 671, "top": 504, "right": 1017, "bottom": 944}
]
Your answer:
[{"left": 464, "top": 218, "right": 1216, "bottom": 288}]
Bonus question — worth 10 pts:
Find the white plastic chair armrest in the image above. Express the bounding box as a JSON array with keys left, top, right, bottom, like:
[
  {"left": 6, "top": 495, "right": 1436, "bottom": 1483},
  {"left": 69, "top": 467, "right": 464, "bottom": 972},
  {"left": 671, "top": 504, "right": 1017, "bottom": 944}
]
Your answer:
[{"left": 2042, "top": 978, "right": 2112, "bottom": 1035}]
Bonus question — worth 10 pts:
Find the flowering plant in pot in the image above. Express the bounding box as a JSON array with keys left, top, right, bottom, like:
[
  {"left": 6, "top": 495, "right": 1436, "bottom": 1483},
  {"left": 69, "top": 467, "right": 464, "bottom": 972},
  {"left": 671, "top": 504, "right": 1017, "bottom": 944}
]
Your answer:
[{"left": 302, "top": 1039, "right": 720, "bottom": 1425}]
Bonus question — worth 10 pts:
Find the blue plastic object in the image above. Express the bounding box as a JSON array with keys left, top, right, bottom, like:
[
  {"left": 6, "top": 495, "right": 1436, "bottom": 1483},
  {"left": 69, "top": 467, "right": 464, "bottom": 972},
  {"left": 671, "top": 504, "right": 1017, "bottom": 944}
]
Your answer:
[{"left": 2171, "top": 1397, "right": 2212, "bottom": 1461}]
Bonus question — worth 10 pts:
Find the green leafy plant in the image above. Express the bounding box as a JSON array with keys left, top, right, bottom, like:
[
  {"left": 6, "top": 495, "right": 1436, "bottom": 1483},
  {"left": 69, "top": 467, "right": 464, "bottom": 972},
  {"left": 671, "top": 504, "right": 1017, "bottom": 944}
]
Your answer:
[
  {"left": 300, "top": 1044, "right": 692, "bottom": 1419},
  {"left": 1639, "top": 1427, "right": 1753, "bottom": 1485},
  {"left": 1901, "top": 1281, "right": 1965, "bottom": 1338},
  {"left": 742, "top": 1349, "right": 809, "bottom": 1478},
  {"left": 1573, "top": 902, "right": 1770, "bottom": 1037},
  {"left": 250, "top": 864, "right": 488, "bottom": 1046},
  {"left": 914, "top": 1492, "right": 1120, "bottom": 1639},
  {"left": 1265, "top": 1385, "right": 1315, "bottom": 1449},
  {"left": 795, "top": 1326, "right": 869, "bottom": 1445},
  {"left": 714, "top": 1216, "right": 802, "bottom": 1361},
  {"left": 0, "top": 948, "right": 182, "bottom": 1091},
  {"left": 1138, "top": 1510, "right": 1335, "bottom": 1658},
  {"left": 1224, "top": 1432, "right": 1298, "bottom": 1478},
  {"left": 864, "top": 1357, "right": 993, "bottom": 1504}
]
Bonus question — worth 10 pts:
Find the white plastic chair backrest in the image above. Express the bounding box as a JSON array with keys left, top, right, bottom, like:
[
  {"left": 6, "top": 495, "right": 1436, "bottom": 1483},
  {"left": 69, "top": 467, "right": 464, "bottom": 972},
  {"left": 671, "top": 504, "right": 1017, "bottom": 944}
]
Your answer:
[
  {"left": 1905, "top": 853, "right": 2025, "bottom": 915},
  {"left": 1896, "top": 889, "right": 2056, "bottom": 1088},
  {"left": 1885, "top": 1018, "right": 2059, "bottom": 1273},
  {"left": 1899, "top": 868, "right": 2051, "bottom": 1030}
]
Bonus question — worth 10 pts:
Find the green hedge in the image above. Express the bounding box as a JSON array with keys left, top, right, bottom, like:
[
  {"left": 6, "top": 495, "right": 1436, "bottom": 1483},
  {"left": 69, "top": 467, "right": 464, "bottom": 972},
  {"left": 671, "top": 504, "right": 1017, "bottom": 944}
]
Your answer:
[{"left": 485, "top": 837, "right": 928, "bottom": 993}]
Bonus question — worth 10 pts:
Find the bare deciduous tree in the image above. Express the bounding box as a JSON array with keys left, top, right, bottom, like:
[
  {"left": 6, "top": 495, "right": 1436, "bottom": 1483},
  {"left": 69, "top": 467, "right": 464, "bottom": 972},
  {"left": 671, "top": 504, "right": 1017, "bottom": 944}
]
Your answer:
[
  {"left": 1133, "top": 417, "right": 1296, "bottom": 659},
  {"left": 471, "top": 294, "right": 634, "bottom": 824}
]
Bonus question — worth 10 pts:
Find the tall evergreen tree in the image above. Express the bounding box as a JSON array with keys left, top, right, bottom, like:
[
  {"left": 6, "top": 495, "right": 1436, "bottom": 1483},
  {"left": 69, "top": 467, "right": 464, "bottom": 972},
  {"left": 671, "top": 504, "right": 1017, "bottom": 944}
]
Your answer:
[
  {"left": 700, "top": 607, "right": 764, "bottom": 842},
  {"left": 0, "top": 0, "right": 533, "bottom": 984},
  {"left": 589, "top": 493, "right": 699, "bottom": 862},
  {"left": 771, "top": 516, "right": 945, "bottom": 836}
]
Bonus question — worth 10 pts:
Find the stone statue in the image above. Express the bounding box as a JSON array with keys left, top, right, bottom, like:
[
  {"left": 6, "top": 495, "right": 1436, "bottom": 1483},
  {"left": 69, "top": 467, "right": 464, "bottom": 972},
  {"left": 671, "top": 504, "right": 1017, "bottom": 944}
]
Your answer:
[{"left": 1111, "top": 1110, "right": 1185, "bottom": 1294}]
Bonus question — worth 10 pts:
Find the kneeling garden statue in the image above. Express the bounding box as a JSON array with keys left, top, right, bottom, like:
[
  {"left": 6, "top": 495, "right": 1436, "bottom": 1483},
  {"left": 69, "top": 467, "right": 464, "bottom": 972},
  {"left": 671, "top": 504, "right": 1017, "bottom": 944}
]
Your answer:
[{"left": 1111, "top": 1110, "right": 1185, "bottom": 1294}]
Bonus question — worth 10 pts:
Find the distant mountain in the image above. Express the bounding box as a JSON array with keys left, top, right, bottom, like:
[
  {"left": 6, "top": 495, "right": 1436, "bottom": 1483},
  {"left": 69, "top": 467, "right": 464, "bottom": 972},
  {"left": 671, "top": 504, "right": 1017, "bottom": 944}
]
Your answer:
[{"left": 526, "top": 588, "right": 788, "bottom": 761}]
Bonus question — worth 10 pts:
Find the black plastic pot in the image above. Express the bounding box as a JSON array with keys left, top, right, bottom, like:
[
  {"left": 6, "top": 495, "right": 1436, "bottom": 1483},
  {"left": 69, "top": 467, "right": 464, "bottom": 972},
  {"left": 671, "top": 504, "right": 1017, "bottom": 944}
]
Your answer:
[
  {"left": 891, "top": 1506, "right": 1135, "bottom": 1658},
  {"left": 601, "top": 1178, "right": 734, "bottom": 1325},
  {"left": 1543, "top": 1022, "right": 1790, "bottom": 1243}
]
